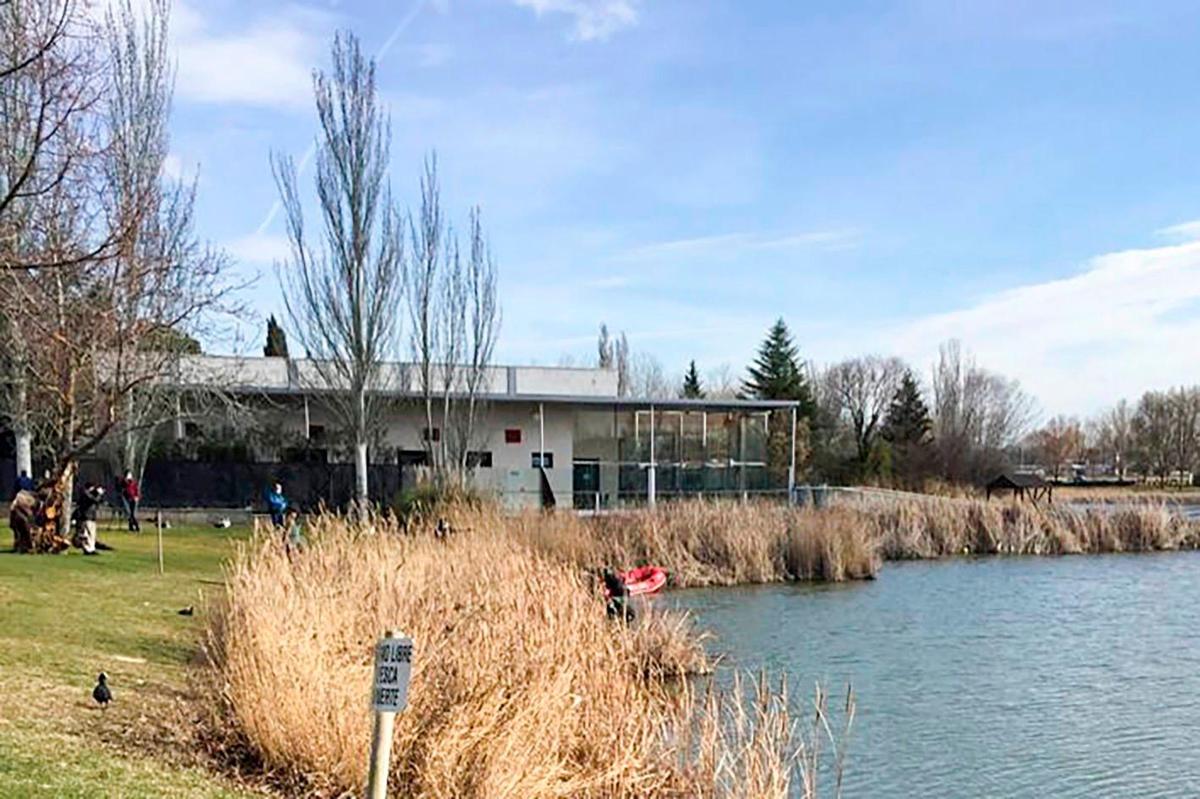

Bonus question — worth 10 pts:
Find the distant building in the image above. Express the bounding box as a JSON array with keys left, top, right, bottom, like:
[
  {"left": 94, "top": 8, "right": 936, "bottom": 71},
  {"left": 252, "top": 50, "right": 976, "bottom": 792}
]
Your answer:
[{"left": 131, "top": 355, "right": 801, "bottom": 510}]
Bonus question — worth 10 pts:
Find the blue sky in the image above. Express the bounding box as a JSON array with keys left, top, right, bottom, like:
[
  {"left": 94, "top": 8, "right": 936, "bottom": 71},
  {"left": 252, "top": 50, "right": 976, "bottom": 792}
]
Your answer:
[{"left": 164, "top": 0, "right": 1200, "bottom": 414}]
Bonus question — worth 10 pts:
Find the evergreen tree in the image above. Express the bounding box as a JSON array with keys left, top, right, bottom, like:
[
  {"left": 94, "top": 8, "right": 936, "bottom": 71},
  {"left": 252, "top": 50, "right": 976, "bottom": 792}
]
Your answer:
[
  {"left": 263, "top": 314, "right": 290, "bottom": 358},
  {"left": 681, "top": 360, "right": 704, "bottom": 399},
  {"left": 882, "top": 370, "right": 932, "bottom": 445},
  {"left": 882, "top": 370, "right": 933, "bottom": 485},
  {"left": 742, "top": 318, "right": 815, "bottom": 416},
  {"left": 597, "top": 323, "right": 613, "bottom": 368}
]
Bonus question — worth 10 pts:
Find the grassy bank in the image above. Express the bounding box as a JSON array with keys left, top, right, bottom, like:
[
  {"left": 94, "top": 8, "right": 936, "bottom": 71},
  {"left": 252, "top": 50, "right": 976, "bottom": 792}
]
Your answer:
[
  {"left": 0, "top": 523, "right": 258, "bottom": 799},
  {"left": 209, "top": 515, "right": 848, "bottom": 798}
]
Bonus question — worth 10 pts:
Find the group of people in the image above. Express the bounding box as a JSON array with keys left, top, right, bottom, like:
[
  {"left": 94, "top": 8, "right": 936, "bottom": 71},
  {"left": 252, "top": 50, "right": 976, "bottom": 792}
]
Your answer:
[
  {"left": 9, "top": 468, "right": 141, "bottom": 555},
  {"left": 69, "top": 472, "right": 142, "bottom": 554}
]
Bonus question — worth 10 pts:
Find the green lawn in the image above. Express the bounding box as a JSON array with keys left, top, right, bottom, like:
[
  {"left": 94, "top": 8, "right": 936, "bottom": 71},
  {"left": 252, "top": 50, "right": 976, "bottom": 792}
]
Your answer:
[{"left": 0, "top": 520, "right": 262, "bottom": 798}]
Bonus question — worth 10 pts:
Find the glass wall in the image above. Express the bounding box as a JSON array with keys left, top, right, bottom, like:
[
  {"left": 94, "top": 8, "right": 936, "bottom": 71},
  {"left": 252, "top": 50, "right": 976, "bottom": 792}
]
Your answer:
[{"left": 572, "top": 405, "right": 784, "bottom": 508}]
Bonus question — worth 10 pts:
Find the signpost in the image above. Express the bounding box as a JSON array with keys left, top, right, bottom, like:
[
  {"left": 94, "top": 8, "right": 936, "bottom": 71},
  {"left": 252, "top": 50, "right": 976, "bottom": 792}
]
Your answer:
[
  {"left": 367, "top": 630, "right": 412, "bottom": 799},
  {"left": 155, "top": 510, "right": 164, "bottom": 575}
]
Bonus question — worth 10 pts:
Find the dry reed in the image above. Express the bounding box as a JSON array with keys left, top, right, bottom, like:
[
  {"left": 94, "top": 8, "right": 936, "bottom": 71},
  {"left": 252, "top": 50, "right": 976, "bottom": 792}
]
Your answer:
[
  {"left": 860, "top": 494, "right": 1200, "bottom": 558},
  {"left": 207, "top": 515, "right": 850, "bottom": 798}
]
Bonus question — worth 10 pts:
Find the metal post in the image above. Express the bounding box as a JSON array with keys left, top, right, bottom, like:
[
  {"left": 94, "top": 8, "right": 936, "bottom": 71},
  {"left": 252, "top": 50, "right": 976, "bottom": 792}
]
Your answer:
[
  {"left": 156, "top": 510, "right": 164, "bottom": 575},
  {"left": 788, "top": 406, "right": 797, "bottom": 504},
  {"left": 648, "top": 404, "right": 656, "bottom": 507},
  {"left": 737, "top": 414, "right": 746, "bottom": 499},
  {"left": 303, "top": 394, "right": 311, "bottom": 438}
]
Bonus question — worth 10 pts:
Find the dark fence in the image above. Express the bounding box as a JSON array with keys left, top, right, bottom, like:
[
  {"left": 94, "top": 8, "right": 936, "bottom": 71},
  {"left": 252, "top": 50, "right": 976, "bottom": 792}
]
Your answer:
[{"left": 3, "top": 457, "right": 404, "bottom": 512}]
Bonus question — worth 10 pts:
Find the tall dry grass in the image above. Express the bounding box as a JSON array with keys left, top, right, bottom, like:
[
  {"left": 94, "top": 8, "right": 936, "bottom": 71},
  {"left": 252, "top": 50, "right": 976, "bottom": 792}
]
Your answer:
[
  {"left": 207, "top": 515, "right": 852, "bottom": 798},
  {"left": 430, "top": 495, "right": 1197, "bottom": 590},
  {"left": 861, "top": 494, "right": 1200, "bottom": 558},
  {"left": 433, "top": 501, "right": 882, "bottom": 587}
]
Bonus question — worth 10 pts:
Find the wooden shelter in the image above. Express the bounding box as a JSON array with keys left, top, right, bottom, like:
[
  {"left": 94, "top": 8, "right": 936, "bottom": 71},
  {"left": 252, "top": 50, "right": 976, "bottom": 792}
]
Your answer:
[{"left": 985, "top": 472, "right": 1052, "bottom": 504}]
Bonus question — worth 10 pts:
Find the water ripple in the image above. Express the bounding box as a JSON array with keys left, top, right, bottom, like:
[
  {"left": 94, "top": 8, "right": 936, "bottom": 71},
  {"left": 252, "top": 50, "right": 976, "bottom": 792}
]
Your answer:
[{"left": 669, "top": 552, "right": 1200, "bottom": 798}]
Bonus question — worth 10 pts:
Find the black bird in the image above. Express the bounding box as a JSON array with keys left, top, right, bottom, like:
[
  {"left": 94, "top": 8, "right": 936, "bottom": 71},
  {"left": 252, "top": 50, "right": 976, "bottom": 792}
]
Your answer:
[
  {"left": 178, "top": 606, "right": 194, "bottom": 616},
  {"left": 92, "top": 672, "right": 111, "bottom": 710}
]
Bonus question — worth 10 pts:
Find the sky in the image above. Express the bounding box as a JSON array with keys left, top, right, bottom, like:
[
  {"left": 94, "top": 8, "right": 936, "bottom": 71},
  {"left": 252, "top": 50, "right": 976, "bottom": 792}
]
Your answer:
[{"left": 162, "top": 0, "right": 1200, "bottom": 417}]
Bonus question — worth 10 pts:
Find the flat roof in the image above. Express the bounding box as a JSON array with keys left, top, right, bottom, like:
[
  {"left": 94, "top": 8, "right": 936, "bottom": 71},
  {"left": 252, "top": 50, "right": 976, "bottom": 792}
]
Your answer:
[{"left": 197, "top": 383, "right": 797, "bottom": 411}]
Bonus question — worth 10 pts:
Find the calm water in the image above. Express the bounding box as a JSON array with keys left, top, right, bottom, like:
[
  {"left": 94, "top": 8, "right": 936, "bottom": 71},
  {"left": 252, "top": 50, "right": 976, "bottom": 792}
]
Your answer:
[{"left": 668, "top": 553, "right": 1200, "bottom": 798}]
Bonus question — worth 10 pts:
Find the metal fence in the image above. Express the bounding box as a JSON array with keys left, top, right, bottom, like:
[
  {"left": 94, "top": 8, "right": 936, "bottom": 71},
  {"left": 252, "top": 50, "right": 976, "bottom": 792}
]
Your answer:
[{"left": 1, "top": 456, "right": 405, "bottom": 512}]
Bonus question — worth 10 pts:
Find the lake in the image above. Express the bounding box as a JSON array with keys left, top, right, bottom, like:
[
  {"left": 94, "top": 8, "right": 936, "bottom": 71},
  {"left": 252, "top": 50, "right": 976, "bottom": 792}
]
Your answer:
[{"left": 668, "top": 552, "right": 1200, "bottom": 797}]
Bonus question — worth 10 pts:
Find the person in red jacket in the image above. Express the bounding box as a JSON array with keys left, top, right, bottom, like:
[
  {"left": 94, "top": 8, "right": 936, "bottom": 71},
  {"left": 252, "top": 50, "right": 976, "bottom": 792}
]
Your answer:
[{"left": 120, "top": 471, "right": 141, "bottom": 532}]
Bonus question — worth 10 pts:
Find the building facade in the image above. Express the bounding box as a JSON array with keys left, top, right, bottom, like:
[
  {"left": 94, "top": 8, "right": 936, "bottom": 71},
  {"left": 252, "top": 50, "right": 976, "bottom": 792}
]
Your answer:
[{"left": 4, "top": 355, "right": 799, "bottom": 510}]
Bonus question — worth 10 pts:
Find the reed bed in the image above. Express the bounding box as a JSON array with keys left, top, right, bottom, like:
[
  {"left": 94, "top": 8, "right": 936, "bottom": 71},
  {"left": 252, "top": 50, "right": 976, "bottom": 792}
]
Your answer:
[
  {"left": 862, "top": 494, "right": 1200, "bottom": 558},
  {"left": 435, "top": 501, "right": 883, "bottom": 586},
  {"left": 207, "top": 515, "right": 850, "bottom": 798},
  {"left": 430, "top": 495, "right": 1197, "bottom": 589}
]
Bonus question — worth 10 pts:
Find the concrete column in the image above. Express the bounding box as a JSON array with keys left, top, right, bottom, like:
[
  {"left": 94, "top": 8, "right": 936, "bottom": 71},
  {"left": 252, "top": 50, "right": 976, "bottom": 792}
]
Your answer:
[
  {"left": 788, "top": 405, "right": 797, "bottom": 504},
  {"left": 647, "top": 404, "right": 656, "bottom": 507}
]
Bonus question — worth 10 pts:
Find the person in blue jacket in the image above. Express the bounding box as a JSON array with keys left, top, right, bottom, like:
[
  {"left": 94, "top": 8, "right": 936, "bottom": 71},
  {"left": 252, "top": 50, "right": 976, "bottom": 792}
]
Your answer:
[
  {"left": 13, "top": 469, "right": 35, "bottom": 495},
  {"left": 265, "top": 481, "right": 288, "bottom": 528}
]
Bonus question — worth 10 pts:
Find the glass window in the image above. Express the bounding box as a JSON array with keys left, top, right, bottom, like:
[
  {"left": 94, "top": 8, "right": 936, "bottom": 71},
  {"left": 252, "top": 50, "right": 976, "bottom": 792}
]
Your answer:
[{"left": 532, "top": 452, "right": 554, "bottom": 469}]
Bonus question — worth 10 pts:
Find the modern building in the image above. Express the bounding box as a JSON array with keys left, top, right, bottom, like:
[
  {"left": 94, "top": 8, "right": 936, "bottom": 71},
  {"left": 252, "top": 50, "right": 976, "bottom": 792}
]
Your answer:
[{"left": 0, "top": 355, "right": 801, "bottom": 510}]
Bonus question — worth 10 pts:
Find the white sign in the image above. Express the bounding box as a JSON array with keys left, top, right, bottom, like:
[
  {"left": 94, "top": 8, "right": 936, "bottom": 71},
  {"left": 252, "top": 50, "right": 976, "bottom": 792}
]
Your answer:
[{"left": 372, "top": 634, "right": 412, "bottom": 713}]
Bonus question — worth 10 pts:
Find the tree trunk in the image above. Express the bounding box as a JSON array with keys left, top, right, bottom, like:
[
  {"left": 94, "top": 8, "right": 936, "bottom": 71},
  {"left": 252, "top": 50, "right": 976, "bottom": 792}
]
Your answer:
[
  {"left": 13, "top": 378, "right": 32, "bottom": 478},
  {"left": 354, "top": 438, "right": 369, "bottom": 504}
]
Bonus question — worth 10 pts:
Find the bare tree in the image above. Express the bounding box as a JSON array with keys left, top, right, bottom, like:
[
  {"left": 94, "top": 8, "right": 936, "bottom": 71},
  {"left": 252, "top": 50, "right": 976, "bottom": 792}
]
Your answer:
[
  {"left": 931, "top": 340, "right": 1036, "bottom": 483},
  {"left": 628, "top": 351, "right": 672, "bottom": 399},
  {"left": 1167, "top": 386, "right": 1200, "bottom": 479},
  {"left": 615, "top": 331, "right": 630, "bottom": 397},
  {"left": 1089, "top": 399, "right": 1133, "bottom": 479},
  {"left": 1133, "top": 390, "right": 1172, "bottom": 482},
  {"left": 445, "top": 208, "right": 500, "bottom": 476},
  {"left": 406, "top": 157, "right": 501, "bottom": 483},
  {"left": 274, "top": 31, "right": 405, "bottom": 507},
  {"left": 704, "top": 363, "right": 740, "bottom": 399},
  {"left": 0, "top": 0, "right": 122, "bottom": 272},
  {"left": 407, "top": 155, "right": 444, "bottom": 469},
  {"left": 0, "top": 0, "right": 239, "bottom": 547},
  {"left": 823, "top": 355, "right": 906, "bottom": 468},
  {"left": 1032, "top": 415, "right": 1083, "bottom": 480}
]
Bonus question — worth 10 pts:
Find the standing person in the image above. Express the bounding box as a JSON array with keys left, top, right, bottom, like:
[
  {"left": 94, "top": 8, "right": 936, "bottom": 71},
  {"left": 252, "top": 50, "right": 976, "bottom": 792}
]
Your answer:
[
  {"left": 265, "top": 481, "right": 288, "bottom": 529},
  {"left": 119, "top": 471, "right": 141, "bottom": 532},
  {"left": 73, "top": 483, "right": 104, "bottom": 555},
  {"left": 13, "top": 469, "right": 35, "bottom": 495}
]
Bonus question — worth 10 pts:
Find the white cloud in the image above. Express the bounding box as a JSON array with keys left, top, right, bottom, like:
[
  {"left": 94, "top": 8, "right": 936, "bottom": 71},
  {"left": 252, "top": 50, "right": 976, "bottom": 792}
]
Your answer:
[
  {"left": 226, "top": 232, "right": 291, "bottom": 266},
  {"left": 617, "top": 229, "right": 860, "bottom": 261},
  {"left": 880, "top": 238, "right": 1200, "bottom": 414},
  {"left": 1156, "top": 219, "right": 1200, "bottom": 242},
  {"left": 512, "top": 0, "right": 639, "bottom": 41},
  {"left": 172, "top": 2, "right": 328, "bottom": 110}
]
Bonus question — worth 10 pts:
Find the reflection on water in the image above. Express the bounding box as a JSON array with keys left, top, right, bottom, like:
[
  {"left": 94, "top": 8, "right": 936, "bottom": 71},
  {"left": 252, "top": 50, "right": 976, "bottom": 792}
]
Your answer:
[{"left": 669, "top": 553, "right": 1200, "bottom": 798}]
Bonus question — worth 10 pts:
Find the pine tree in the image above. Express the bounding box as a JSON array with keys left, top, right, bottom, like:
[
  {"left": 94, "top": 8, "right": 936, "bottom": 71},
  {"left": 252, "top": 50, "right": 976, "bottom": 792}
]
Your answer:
[
  {"left": 263, "top": 315, "right": 289, "bottom": 358},
  {"left": 742, "top": 318, "right": 815, "bottom": 416},
  {"left": 681, "top": 360, "right": 704, "bottom": 399},
  {"left": 882, "top": 369, "right": 933, "bottom": 485},
  {"left": 882, "top": 370, "right": 932, "bottom": 446}
]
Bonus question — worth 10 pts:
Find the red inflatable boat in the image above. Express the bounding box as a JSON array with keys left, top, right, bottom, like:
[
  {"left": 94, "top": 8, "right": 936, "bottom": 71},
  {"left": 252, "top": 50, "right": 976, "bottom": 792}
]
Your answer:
[{"left": 620, "top": 566, "right": 668, "bottom": 596}]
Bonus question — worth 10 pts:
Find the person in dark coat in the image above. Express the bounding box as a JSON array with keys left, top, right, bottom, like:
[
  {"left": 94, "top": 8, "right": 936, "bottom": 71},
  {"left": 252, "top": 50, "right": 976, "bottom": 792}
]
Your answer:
[
  {"left": 73, "top": 483, "right": 104, "bottom": 555},
  {"left": 602, "top": 568, "right": 635, "bottom": 623},
  {"left": 119, "top": 471, "right": 141, "bottom": 532},
  {"left": 13, "top": 469, "right": 35, "bottom": 495}
]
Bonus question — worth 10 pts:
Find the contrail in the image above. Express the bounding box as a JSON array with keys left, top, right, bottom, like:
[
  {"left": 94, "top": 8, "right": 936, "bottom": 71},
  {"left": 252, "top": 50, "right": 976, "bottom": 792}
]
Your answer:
[{"left": 254, "top": 0, "right": 428, "bottom": 237}]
